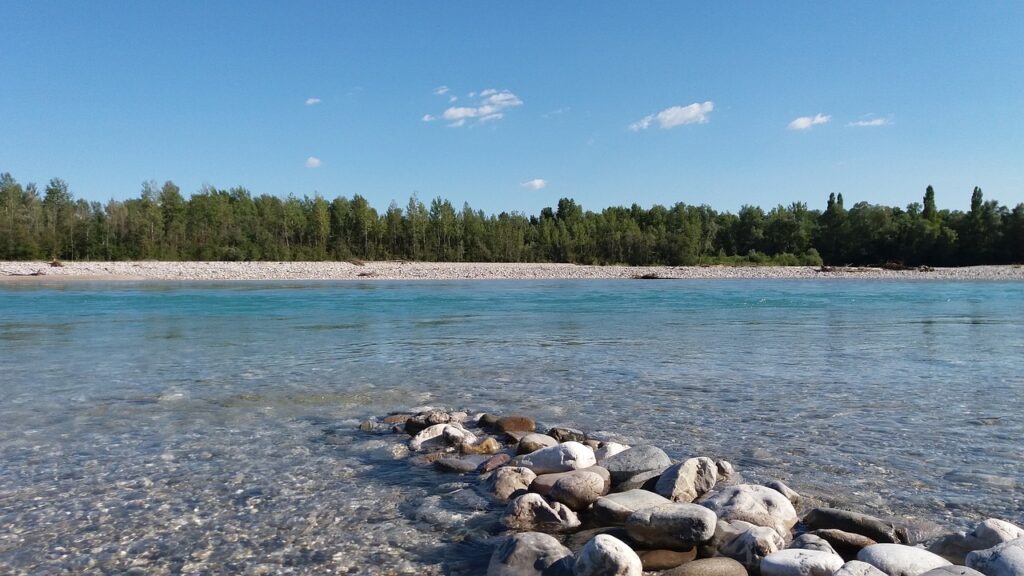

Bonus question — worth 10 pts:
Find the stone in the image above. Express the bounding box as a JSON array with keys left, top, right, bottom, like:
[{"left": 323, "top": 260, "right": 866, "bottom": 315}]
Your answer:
[
  {"left": 656, "top": 457, "right": 719, "bottom": 503},
  {"left": 624, "top": 503, "right": 718, "bottom": 551},
  {"left": 574, "top": 534, "right": 643, "bottom": 576},
  {"left": 479, "top": 413, "right": 501, "bottom": 430},
  {"left": 803, "top": 508, "right": 907, "bottom": 544},
  {"left": 811, "top": 529, "right": 877, "bottom": 561},
  {"left": 719, "top": 522, "right": 786, "bottom": 572},
  {"left": 920, "top": 567, "right": 986, "bottom": 576},
  {"left": 700, "top": 484, "right": 798, "bottom": 538},
  {"left": 662, "top": 557, "right": 748, "bottom": 576},
  {"left": 592, "top": 489, "right": 673, "bottom": 526},
  {"left": 532, "top": 467, "right": 611, "bottom": 495},
  {"left": 595, "top": 442, "right": 630, "bottom": 461},
  {"left": 790, "top": 533, "right": 838, "bottom": 555},
  {"left": 517, "top": 442, "right": 597, "bottom": 475},
  {"left": 929, "top": 519, "right": 1024, "bottom": 564},
  {"left": 565, "top": 527, "right": 636, "bottom": 551},
  {"left": 501, "top": 493, "right": 582, "bottom": 533},
  {"left": 435, "top": 456, "right": 486, "bottom": 473},
  {"left": 479, "top": 453, "right": 512, "bottom": 473},
  {"left": 966, "top": 538, "right": 1024, "bottom": 576},
  {"left": 548, "top": 427, "right": 587, "bottom": 443},
  {"left": 764, "top": 480, "right": 801, "bottom": 505},
  {"left": 548, "top": 470, "right": 608, "bottom": 511},
  {"left": 617, "top": 468, "right": 665, "bottom": 492},
  {"left": 716, "top": 461, "right": 736, "bottom": 478},
  {"left": 600, "top": 445, "right": 673, "bottom": 486},
  {"left": 488, "top": 466, "right": 538, "bottom": 502},
  {"left": 405, "top": 410, "right": 454, "bottom": 435},
  {"left": 518, "top": 433, "right": 559, "bottom": 455},
  {"left": 833, "top": 560, "right": 889, "bottom": 576},
  {"left": 497, "top": 416, "right": 537, "bottom": 434},
  {"left": 383, "top": 413, "right": 412, "bottom": 424},
  {"left": 858, "top": 543, "right": 952, "bottom": 576},
  {"left": 637, "top": 548, "right": 697, "bottom": 571},
  {"left": 409, "top": 423, "right": 477, "bottom": 452},
  {"left": 487, "top": 531, "right": 575, "bottom": 576},
  {"left": 760, "top": 549, "right": 845, "bottom": 576},
  {"left": 463, "top": 437, "right": 502, "bottom": 455}
]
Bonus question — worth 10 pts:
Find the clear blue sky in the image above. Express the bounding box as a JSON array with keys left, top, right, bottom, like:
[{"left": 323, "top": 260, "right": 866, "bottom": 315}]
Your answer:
[{"left": 2, "top": 2, "right": 1022, "bottom": 215}]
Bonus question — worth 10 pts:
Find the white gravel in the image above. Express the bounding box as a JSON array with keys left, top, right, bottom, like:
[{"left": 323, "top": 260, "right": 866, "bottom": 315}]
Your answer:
[{"left": 1, "top": 261, "right": 1022, "bottom": 282}]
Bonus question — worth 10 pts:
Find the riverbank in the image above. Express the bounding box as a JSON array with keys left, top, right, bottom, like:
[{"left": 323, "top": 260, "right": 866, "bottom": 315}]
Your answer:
[{"left": 2, "top": 261, "right": 1023, "bottom": 282}]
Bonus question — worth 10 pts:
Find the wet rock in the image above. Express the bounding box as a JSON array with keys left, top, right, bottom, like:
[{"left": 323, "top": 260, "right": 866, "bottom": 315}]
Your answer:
[
  {"left": 662, "top": 557, "right": 748, "bottom": 576},
  {"left": 858, "top": 543, "right": 951, "bottom": 576},
  {"left": 601, "top": 445, "right": 672, "bottom": 486},
  {"left": 803, "top": 508, "right": 906, "bottom": 544},
  {"left": 811, "top": 529, "right": 877, "bottom": 561},
  {"left": 479, "top": 453, "right": 513, "bottom": 473},
  {"left": 719, "top": 521, "right": 786, "bottom": 572},
  {"left": 501, "top": 493, "right": 582, "bottom": 533},
  {"left": 790, "top": 533, "right": 838, "bottom": 555},
  {"left": 488, "top": 467, "right": 538, "bottom": 502},
  {"left": 383, "top": 413, "right": 412, "bottom": 424},
  {"left": 487, "top": 531, "right": 575, "bottom": 576},
  {"left": 929, "top": 519, "right": 1024, "bottom": 564},
  {"left": 592, "top": 489, "right": 673, "bottom": 526},
  {"left": 716, "top": 461, "right": 736, "bottom": 478},
  {"left": 574, "top": 534, "right": 643, "bottom": 576},
  {"left": 497, "top": 416, "right": 537, "bottom": 434},
  {"left": 409, "top": 423, "right": 477, "bottom": 452},
  {"left": 405, "top": 410, "right": 454, "bottom": 435},
  {"left": 548, "top": 427, "right": 587, "bottom": 443},
  {"left": 637, "top": 548, "right": 697, "bottom": 571},
  {"left": 548, "top": 470, "right": 608, "bottom": 511},
  {"left": 656, "top": 457, "right": 719, "bottom": 503},
  {"left": 761, "top": 549, "right": 844, "bottom": 576},
  {"left": 920, "top": 567, "right": 986, "bottom": 576},
  {"left": 517, "top": 442, "right": 597, "bottom": 475},
  {"left": 435, "top": 456, "right": 487, "bottom": 474},
  {"left": 518, "top": 433, "right": 559, "bottom": 455},
  {"left": 624, "top": 503, "right": 718, "bottom": 551},
  {"left": 700, "top": 484, "right": 798, "bottom": 538},
  {"left": 764, "top": 480, "right": 800, "bottom": 506},
  {"left": 479, "top": 413, "right": 501, "bottom": 430},
  {"left": 533, "top": 467, "right": 611, "bottom": 496},
  {"left": 833, "top": 560, "right": 889, "bottom": 576},
  {"left": 463, "top": 437, "right": 503, "bottom": 455},
  {"left": 966, "top": 538, "right": 1024, "bottom": 576},
  {"left": 595, "top": 442, "right": 630, "bottom": 461}
]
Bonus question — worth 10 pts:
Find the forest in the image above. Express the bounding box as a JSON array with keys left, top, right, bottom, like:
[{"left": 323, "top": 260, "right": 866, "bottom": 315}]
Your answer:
[{"left": 1, "top": 171, "right": 1021, "bottom": 266}]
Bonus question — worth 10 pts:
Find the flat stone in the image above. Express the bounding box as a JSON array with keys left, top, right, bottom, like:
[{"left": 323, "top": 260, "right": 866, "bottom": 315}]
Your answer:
[
  {"left": 488, "top": 466, "right": 538, "bottom": 502},
  {"left": 625, "top": 503, "right": 718, "bottom": 551},
  {"left": 548, "top": 427, "right": 587, "bottom": 443},
  {"left": 833, "top": 560, "right": 889, "bottom": 576},
  {"left": 761, "top": 549, "right": 845, "bottom": 576},
  {"left": 700, "top": 484, "right": 798, "bottom": 538},
  {"left": 592, "top": 489, "right": 673, "bottom": 526},
  {"left": 574, "top": 534, "right": 643, "bottom": 576},
  {"left": 656, "top": 457, "right": 719, "bottom": 503},
  {"left": 487, "top": 531, "right": 575, "bottom": 576},
  {"left": 803, "top": 508, "right": 907, "bottom": 544},
  {"left": 637, "top": 548, "right": 697, "bottom": 571},
  {"left": 601, "top": 445, "right": 672, "bottom": 486},
  {"left": 966, "top": 538, "right": 1024, "bottom": 576},
  {"left": 435, "top": 456, "right": 487, "bottom": 473},
  {"left": 497, "top": 416, "right": 537, "bottom": 434},
  {"left": 811, "top": 529, "right": 877, "bottom": 561},
  {"left": 516, "top": 442, "right": 597, "bottom": 475},
  {"left": 661, "top": 557, "right": 748, "bottom": 576},
  {"left": 501, "top": 493, "right": 581, "bottom": 533},
  {"left": 858, "top": 543, "right": 951, "bottom": 576},
  {"left": 518, "top": 433, "right": 559, "bottom": 455}
]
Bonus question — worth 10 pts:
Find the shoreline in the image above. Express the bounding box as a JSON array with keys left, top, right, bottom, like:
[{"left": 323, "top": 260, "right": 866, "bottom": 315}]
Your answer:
[{"left": 1, "top": 261, "right": 1023, "bottom": 283}]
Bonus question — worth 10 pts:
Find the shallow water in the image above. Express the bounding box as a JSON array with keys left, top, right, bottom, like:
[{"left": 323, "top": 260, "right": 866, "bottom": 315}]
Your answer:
[{"left": 1, "top": 280, "right": 1022, "bottom": 574}]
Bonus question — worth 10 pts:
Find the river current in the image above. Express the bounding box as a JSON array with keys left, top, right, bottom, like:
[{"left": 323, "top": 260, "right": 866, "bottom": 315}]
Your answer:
[{"left": 0, "top": 279, "right": 1021, "bottom": 574}]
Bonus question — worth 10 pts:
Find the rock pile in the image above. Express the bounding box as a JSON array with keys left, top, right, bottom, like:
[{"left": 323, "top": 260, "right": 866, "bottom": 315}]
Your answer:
[{"left": 359, "top": 408, "right": 1024, "bottom": 576}]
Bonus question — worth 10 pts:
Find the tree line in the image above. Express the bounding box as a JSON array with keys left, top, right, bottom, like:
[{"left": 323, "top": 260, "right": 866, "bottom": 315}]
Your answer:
[{"left": 1, "top": 171, "right": 1021, "bottom": 266}]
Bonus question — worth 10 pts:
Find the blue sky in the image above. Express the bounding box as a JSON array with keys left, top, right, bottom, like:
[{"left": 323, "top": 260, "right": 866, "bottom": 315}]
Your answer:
[{"left": 2, "top": 2, "right": 1022, "bottom": 215}]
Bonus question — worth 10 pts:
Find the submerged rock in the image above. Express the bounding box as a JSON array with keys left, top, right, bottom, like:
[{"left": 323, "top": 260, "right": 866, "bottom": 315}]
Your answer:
[
  {"left": 656, "top": 457, "right": 719, "bottom": 503},
  {"left": 700, "top": 484, "right": 798, "bottom": 538},
  {"left": 760, "top": 549, "right": 844, "bottom": 576},
  {"left": 624, "top": 503, "right": 718, "bottom": 551},
  {"left": 574, "top": 534, "right": 643, "bottom": 576},
  {"left": 857, "top": 543, "right": 951, "bottom": 576},
  {"left": 803, "top": 508, "right": 907, "bottom": 544},
  {"left": 487, "top": 532, "right": 575, "bottom": 576},
  {"left": 501, "top": 493, "right": 581, "bottom": 533}
]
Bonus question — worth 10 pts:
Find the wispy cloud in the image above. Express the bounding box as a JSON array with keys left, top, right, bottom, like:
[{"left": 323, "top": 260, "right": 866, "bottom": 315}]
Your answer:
[
  {"left": 629, "top": 101, "right": 714, "bottom": 131},
  {"left": 847, "top": 114, "right": 893, "bottom": 128},
  {"left": 788, "top": 113, "right": 831, "bottom": 130},
  {"left": 520, "top": 178, "right": 547, "bottom": 190},
  {"left": 426, "top": 88, "right": 524, "bottom": 128},
  {"left": 305, "top": 156, "right": 321, "bottom": 168},
  {"left": 433, "top": 85, "right": 450, "bottom": 96},
  {"left": 305, "top": 97, "right": 321, "bottom": 106}
]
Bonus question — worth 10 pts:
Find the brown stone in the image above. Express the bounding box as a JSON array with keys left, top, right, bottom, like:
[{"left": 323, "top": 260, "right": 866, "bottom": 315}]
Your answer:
[
  {"left": 462, "top": 437, "right": 502, "bottom": 455},
  {"left": 811, "top": 529, "right": 878, "bottom": 560},
  {"left": 662, "top": 557, "right": 748, "bottom": 576},
  {"left": 638, "top": 548, "right": 698, "bottom": 571},
  {"left": 478, "top": 453, "right": 512, "bottom": 473},
  {"left": 497, "top": 415, "right": 536, "bottom": 434},
  {"left": 383, "top": 414, "right": 411, "bottom": 424}
]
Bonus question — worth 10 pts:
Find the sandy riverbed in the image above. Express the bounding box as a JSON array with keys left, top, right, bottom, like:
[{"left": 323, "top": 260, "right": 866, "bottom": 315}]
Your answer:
[{"left": 2, "top": 261, "right": 1023, "bottom": 282}]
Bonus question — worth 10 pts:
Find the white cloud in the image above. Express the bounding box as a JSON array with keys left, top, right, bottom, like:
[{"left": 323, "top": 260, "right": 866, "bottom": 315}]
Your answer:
[
  {"left": 629, "top": 101, "right": 714, "bottom": 131},
  {"left": 788, "top": 113, "right": 831, "bottom": 130},
  {"left": 448, "top": 95, "right": 457, "bottom": 103},
  {"left": 305, "top": 156, "right": 321, "bottom": 168},
  {"left": 521, "top": 179, "right": 547, "bottom": 190},
  {"left": 305, "top": 97, "right": 321, "bottom": 106},
  {"left": 847, "top": 115, "right": 892, "bottom": 127},
  {"left": 433, "top": 85, "right": 450, "bottom": 95},
  {"left": 429, "top": 88, "right": 524, "bottom": 127},
  {"left": 422, "top": 114, "right": 436, "bottom": 122}
]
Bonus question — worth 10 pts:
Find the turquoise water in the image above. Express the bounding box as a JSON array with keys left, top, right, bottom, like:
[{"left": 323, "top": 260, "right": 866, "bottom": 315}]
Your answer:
[{"left": 1, "top": 280, "right": 1022, "bottom": 573}]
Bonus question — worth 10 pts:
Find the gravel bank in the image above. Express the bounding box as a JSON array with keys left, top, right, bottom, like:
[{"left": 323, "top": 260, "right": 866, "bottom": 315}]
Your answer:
[{"left": 1, "top": 261, "right": 1023, "bottom": 282}]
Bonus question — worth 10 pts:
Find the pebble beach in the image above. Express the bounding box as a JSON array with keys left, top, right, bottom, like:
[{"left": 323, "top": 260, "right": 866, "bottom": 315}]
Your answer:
[{"left": 2, "top": 261, "right": 1023, "bottom": 282}]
